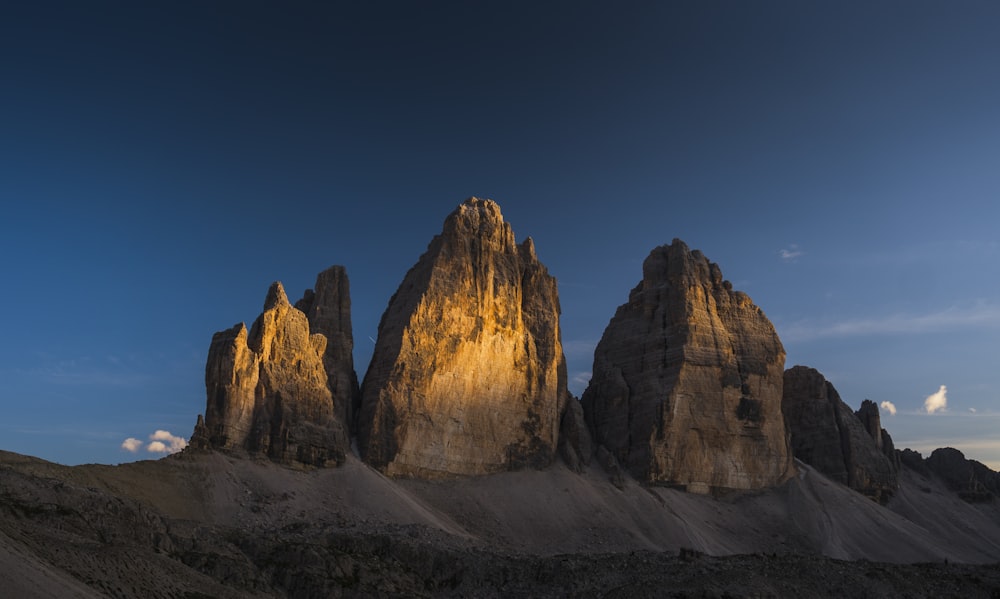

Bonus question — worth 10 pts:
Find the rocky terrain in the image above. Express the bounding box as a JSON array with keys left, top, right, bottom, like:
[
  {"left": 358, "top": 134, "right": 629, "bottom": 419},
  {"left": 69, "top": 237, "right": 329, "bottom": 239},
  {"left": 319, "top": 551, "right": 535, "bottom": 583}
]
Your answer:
[
  {"left": 3, "top": 198, "right": 1000, "bottom": 597},
  {"left": 2, "top": 449, "right": 1000, "bottom": 598}
]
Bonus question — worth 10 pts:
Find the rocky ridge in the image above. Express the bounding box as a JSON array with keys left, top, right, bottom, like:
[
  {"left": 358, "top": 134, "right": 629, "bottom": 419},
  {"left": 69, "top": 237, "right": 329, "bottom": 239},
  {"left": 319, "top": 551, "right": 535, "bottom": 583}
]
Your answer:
[
  {"left": 7, "top": 198, "right": 1000, "bottom": 597},
  {"left": 923, "top": 447, "right": 1000, "bottom": 503},
  {"left": 581, "top": 239, "right": 792, "bottom": 491}
]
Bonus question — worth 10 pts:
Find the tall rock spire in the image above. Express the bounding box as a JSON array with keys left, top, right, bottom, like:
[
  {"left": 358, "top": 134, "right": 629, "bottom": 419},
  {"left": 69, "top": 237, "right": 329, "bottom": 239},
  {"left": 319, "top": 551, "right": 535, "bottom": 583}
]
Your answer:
[
  {"left": 357, "top": 198, "right": 571, "bottom": 478},
  {"left": 581, "top": 240, "right": 792, "bottom": 492}
]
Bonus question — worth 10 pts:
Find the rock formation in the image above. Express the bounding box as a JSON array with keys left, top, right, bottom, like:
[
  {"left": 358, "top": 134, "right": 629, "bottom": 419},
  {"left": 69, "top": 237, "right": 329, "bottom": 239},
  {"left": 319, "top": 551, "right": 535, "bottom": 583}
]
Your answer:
[
  {"left": 924, "top": 447, "right": 1000, "bottom": 503},
  {"left": 192, "top": 272, "right": 355, "bottom": 467},
  {"left": 357, "top": 198, "right": 573, "bottom": 477},
  {"left": 581, "top": 239, "right": 792, "bottom": 492},
  {"left": 781, "top": 366, "right": 898, "bottom": 503}
]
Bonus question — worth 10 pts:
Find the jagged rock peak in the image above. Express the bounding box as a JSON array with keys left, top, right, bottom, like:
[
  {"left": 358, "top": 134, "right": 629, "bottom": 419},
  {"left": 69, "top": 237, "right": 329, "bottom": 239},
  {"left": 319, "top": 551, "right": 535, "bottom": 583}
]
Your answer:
[
  {"left": 582, "top": 239, "right": 792, "bottom": 492},
  {"left": 191, "top": 270, "right": 355, "bottom": 467},
  {"left": 357, "top": 197, "right": 581, "bottom": 478},
  {"left": 263, "top": 281, "right": 289, "bottom": 310},
  {"left": 782, "top": 366, "right": 898, "bottom": 503}
]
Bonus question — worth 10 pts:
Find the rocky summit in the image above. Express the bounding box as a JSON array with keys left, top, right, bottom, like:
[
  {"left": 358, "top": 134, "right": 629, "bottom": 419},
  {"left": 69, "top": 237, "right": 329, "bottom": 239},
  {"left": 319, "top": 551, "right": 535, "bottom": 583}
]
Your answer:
[
  {"left": 192, "top": 273, "right": 354, "bottom": 467},
  {"left": 581, "top": 240, "right": 792, "bottom": 492},
  {"left": 782, "top": 365, "right": 899, "bottom": 503},
  {"left": 357, "top": 198, "right": 573, "bottom": 478}
]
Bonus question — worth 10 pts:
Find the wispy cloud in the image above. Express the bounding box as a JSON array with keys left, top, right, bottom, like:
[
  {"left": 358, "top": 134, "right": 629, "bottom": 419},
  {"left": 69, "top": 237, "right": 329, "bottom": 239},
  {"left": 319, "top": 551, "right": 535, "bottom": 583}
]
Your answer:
[
  {"left": 779, "top": 302, "right": 1000, "bottom": 342},
  {"left": 562, "top": 340, "right": 598, "bottom": 359},
  {"left": 924, "top": 385, "right": 948, "bottom": 414},
  {"left": 120, "top": 430, "right": 187, "bottom": 455},
  {"left": 779, "top": 244, "right": 803, "bottom": 261},
  {"left": 880, "top": 400, "right": 897, "bottom": 416}
]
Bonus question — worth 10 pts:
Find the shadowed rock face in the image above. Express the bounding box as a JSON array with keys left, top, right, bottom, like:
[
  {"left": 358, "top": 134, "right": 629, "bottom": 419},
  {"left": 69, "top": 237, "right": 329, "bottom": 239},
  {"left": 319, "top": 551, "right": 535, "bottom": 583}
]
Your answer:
[
  {"left": 782, "top": 366, "right": 898, "bottom": 503},
  {"left": 925, "top": 447, "right": 1000, "bottom": 503},
  {"left": 357, "top": 198, "right": 571, "bottom": 478},
  {"left": 294, "top": 266, "right": 360, "bottom": 429},
  {"left": 193, "top": 272, "right": 354, "bottom": 467},
  {"left": 581, "top": 240, "right": 792, "bottom": 492}
]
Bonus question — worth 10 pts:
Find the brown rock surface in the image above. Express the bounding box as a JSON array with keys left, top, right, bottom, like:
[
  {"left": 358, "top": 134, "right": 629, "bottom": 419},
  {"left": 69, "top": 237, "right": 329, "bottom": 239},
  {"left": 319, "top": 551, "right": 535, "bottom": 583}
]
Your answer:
[
  {"left": 581, "top": 239, "right": 792, "bottom": 491},
  {"left": 195, "top": 280, "right": 351, "bottom": 466},
  {"left": 782, "top": 366, "right": 898, "bottom": 503},
  {"left": 357, "top": 198, "right": 568, "bottom": 477}
]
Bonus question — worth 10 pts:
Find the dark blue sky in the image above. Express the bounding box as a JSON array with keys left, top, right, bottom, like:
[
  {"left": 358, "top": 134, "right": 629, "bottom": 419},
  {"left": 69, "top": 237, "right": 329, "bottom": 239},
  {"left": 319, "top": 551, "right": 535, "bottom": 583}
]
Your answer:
[{"left": 3, "top": 1, "right": 999, "bottom": 467}]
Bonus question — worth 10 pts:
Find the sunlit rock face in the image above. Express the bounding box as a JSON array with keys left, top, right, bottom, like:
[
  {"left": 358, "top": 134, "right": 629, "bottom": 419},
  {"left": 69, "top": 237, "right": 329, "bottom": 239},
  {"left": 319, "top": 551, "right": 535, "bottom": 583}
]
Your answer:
[
  {"left": 581, "top": 240, "right": 792, "bottom": 492},
  {"left": 357, "top": 198, "right": 569, "bottom": 478},
  {"left": 782, "top": 366, "right": 898, "bottom": 503},
  {"left": 193, "top": 275, "right": 353, "bottom": 467}
]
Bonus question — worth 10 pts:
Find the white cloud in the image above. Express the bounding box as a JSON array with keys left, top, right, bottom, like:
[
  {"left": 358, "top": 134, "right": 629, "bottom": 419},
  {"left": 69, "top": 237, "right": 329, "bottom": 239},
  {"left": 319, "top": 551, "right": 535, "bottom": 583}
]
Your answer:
[
  {"left": 969, "top": 408, "right": 977, "bottom": 414},
  {"left": 147, "top": 430, "right": 187, "bottom": 453},
  {"left": 880, "top": 401, "right": 897, "bottom": 416},
  {"left": 779, "top": 244, "right": 803, "bottom": 261},
  {"left": 779, "top": 302, "right": 1000, "bottom": 342},
  {"left": 121, "top": 438, "right": 143, "bottom": 452},
  {"left": 147, "top": 441, "right": 169, "bottom": 453},
  {"left": 924, "top": 385, "right": 948, "bottom": 414},
  {"left": 120, "top": 430, "right": 187, "bottom": 455}
]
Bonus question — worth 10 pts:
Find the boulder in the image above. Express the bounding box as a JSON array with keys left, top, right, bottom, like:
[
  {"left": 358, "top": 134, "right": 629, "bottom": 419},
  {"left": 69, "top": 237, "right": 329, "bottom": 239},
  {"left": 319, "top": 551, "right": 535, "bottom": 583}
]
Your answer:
[
  {"left": 581, "top": 239, "right": 792, "bottom": 492},
  {"left": 357, "top": 198, "right": 569, "bottom": 478},
  {"left": 782, "top": 366, "right": 898, "bottom": 503}
]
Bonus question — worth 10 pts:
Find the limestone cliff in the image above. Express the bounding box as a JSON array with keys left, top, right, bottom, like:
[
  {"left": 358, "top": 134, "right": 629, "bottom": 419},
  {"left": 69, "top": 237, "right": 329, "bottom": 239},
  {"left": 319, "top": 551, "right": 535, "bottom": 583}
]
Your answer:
[
  {"left": 581, "top": 240, "right": 792, "bottom": 492},
  {"left": 781, "top": 366, "right": 898, "bottom": 503},
  {"left": 192, "top": 276, "right": 354, "bottom": 467},
  {"left": 357, "top": 198, "right": 571, "bottom": 477}
]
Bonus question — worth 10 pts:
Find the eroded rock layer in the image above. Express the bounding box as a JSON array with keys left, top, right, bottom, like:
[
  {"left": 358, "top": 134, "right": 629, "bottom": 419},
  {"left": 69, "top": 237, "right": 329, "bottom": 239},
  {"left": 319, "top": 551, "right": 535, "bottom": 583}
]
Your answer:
[
  {"left": 581, "top": 240, "right": 792, "bottom": 491},
  {"left": 782, "top": 366, "right": 898, "bottom": 503},
  {"left": 357, "top": 198, "right": 569, "bottom": 477},
  {"left": 193, "top": 276, "right": 353, "bottom": 467}
]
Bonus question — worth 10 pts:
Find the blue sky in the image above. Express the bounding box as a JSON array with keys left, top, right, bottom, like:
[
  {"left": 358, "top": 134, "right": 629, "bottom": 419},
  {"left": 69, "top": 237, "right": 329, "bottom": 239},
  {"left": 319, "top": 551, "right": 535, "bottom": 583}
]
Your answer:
[{"left": 2, "top": 2, "right": 999, "bottom": 468}]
